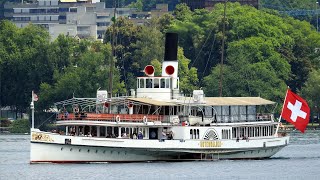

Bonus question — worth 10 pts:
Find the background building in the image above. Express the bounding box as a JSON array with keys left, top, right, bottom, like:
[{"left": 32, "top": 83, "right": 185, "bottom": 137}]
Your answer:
[
  {"left": 4, "top": 0, "right": 135, "bottom": 41},
  {"left": 181, "top": 0, "right": 259, "bottom": 10}
]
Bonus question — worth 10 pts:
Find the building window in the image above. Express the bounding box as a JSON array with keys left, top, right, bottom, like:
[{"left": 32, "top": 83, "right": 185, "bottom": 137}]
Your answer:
[{"left": 70, "top": 8, "right": 77, "bottom": 13}]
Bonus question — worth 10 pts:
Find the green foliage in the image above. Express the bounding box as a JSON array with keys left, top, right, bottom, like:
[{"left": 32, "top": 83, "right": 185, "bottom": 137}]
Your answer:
[
  {"left": 127, "top": 0, "right": 143, "bottom": 11},
  {"left": 177, "top": 47, "right": 199, "bottom": 94},
  {"left": 2, "top": 1, "right": 320, "bottom": 118},
  {"left": 173, "top": 3, "right": 192, "bottom": 21},
  {"left": 37, "top": 36, "right": 123, "bottom": 110},
  {"left": 9, "top": 119, "right": 30, "bottom": 133},
  {"left": 301, "top": 69, "right": 320, "bottom": 112},
  {"left": 0, "top": 20, "right": 50, "bottom": 113},
  {"left": 170, "top": 2, "right": 320, "bottom": 103}
]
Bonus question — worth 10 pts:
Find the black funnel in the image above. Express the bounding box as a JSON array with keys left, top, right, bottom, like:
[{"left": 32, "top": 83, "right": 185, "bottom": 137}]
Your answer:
[{"left": 164, "top": 33, "right": 178, "bottom": 61}]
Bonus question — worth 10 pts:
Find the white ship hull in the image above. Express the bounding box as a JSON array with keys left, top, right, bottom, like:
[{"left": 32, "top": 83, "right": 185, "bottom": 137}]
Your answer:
[{"left": 30, "top": 130, "right": 289, "bottom": 163}]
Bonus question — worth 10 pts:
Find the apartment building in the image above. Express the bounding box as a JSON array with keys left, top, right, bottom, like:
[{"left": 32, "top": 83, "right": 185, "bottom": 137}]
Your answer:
[{"left": 4, "top": 0, "right": 135, "bottom": 40}]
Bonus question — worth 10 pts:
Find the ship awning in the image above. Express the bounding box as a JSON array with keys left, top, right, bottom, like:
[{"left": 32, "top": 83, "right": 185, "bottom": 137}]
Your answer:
[
  {"left": 127, "top": 98, "right": 175, "bottom": 106},
  {"left": 54, "top": 98, "right": 97, "bottom": 107},
  {"left": 203, "top": 97, "right": 275, "bottom": 106}
]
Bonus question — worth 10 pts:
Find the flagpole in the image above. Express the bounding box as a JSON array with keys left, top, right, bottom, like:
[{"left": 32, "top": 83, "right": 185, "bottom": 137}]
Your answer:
[
  {"left": 274, "top": 88, "right": 290, "bottom": 136},
  {"left": 30, "top": 91, "right": 34, "bottom": 130}
]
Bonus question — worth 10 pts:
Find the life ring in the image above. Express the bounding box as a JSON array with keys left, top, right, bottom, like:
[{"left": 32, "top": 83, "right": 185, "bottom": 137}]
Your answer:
[
  {"left": 143, "top": 116, "right": 148, "bottom": 124},
  {"left": 116, "top": 115, "right": 120, "bottom": 123}
]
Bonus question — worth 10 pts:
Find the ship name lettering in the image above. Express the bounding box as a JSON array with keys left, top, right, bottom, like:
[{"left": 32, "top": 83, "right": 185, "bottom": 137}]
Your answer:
[
  {"left": 32, "top": 133, "right": 54, "bottom": 142},
  {"left": 200, "top": 141, "right": 222, "bottom": 147}
]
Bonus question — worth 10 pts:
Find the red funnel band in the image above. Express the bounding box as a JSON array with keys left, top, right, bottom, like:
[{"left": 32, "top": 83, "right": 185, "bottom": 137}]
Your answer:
[
  {"left": 144, "top": 65, "right": 154, "bottom": 75},
  {"left": 165, "top": 65, "right": 175, "bottom": 75}
]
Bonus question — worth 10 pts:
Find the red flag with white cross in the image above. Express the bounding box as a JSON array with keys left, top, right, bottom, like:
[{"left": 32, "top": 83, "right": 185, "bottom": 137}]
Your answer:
[{"left": 281, "top": 89, "right": 310, "bottom": 133}]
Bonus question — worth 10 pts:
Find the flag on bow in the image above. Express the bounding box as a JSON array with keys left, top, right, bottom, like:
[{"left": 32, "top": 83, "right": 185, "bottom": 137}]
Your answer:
[
  {"left": 32, "top": 91, "right": 38, "bottom": 102},
  {"left": 281, "top": 89, "right": 310, "bottom": 133}
]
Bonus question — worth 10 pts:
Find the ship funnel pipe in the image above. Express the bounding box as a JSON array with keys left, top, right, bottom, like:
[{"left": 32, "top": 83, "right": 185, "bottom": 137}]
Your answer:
[{"left": 164, "top": 33, "right": 178, "bottom": 61}]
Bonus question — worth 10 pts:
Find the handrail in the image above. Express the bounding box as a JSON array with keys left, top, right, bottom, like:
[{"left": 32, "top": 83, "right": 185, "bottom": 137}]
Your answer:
[{"left": 57, "top": 113, "right": 164, "bottom": 122}]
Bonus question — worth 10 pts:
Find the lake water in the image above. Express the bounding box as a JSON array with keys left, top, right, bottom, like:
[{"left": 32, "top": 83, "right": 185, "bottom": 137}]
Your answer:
[{"left": 1, "top": 130, "right": 320, "bottom": 180}]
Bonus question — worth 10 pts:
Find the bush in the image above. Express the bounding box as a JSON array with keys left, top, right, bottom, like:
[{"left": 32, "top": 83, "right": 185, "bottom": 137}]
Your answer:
[
  {"left": 0, "top": 119, "right": 12, "bottom": 127},
  {"left": 9, "top": 119, "right": 30, "bottom": 133}
]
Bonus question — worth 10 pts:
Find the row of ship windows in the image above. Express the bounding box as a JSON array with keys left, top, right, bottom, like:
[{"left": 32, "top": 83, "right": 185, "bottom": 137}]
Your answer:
[
  {"left": 190, "top": 129, "right": 231, "bottom": 140},
  {"left": 232, "top": 126, "right": 274, "bottom": 138},
  {"left": 190, "top": 129, "right": 200, "bottom": 139},
  {"left": 221, "top": 129, "right": 231, "bottom": 139},
  {"left": 190, "top": 127, "right": 272, "bottom": 140}
]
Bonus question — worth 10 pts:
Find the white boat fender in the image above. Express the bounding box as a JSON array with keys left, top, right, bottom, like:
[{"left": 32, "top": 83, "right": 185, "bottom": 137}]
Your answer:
[
  {"left": 143, "top": 116, "right": 148, "bottom": 124},
  {"left": 116, "top": 115, "right": 120, "bottom": 123}
]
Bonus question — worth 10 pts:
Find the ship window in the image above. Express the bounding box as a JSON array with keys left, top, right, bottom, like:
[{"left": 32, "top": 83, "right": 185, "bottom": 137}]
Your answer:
[
  {"left": 190, "top": 129, "right": 193, "bottom": 139},
  {"left": 222, "top": 106, "right": 229, "bottom": 123},
  {"left": 222, "top": 129, "right": 230, "bottom": 139},
  {"left": 230, "top": 106, "right": 239, "bottom": 122},
  {"left": 197, "top": 129, "right": 199, "bottom": 139},
  {"left": 154, "top": 78, "right": 159, "bottom": 88},
  {"left": 248, "top": 106, "right": 256, "bottom": 121},
  {"left": 165, "top": 78, "right": 170, "bottom": 88},
  {"left": 160, "top": 78, "right": 164, "bottom": 88},
  {"left": 240, "top": 106, "right": 247, "bottom": 121},
  {"left": 146, "top": 78, "right": 153, "bottom": 88},
  {"left": 139, "top": 78, "right": 145, "bottom": 88}
]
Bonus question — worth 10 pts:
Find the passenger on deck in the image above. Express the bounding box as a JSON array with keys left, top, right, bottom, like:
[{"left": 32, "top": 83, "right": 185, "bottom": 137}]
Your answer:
[
  {"left": 64, "top": 111, "right": 69, "bottom": 119},
  {"left": 137, "top": 131, "right": 143, "bottom": 139},
  {"left": 168, "top": 131, "right": 173, "bottom": 140},
  {"left": 161, "top": 131, "right": 167, "bottom": 141},
  {"left": 133, "top": 133, "right": 137, "bottom": 139},
  {"left": 122, "top": 133, "right": 128, "bottom": 138}
]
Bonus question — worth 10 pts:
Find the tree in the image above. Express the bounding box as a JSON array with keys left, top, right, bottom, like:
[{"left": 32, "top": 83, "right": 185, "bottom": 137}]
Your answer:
[
  {"left": 37, "top": 39, "right": 125, "bottom": 110},
  {"left": 0, "top": 21, "right": 50, "bottom": 116},
  {"left": 300, "top": 69, "right": 320, "bottom": 114},
  {"left": 127, "top": 0, "right": 143, "bottom": 11},
  {"left": 170, "top": 2, "right": 320, "bottom": 103},
  {"left": 173, "top": 3, "right": 192, "bottom": 21},
  {"left": 177, "top": 47, "right": 199, "bottom": 94}
]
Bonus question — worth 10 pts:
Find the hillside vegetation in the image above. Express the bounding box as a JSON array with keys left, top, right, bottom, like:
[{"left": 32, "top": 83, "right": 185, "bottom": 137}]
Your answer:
[{"left": 1, "top": 2, "right": 320, "bottom": 118}]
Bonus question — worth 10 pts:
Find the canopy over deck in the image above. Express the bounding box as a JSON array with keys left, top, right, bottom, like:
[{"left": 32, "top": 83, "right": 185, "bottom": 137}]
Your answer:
[
  {"left": 53, "top": 96, "right": 274, "bottom": 108},
  {"left": 203, "top": 97, "right": 275, "bottom": 106}
]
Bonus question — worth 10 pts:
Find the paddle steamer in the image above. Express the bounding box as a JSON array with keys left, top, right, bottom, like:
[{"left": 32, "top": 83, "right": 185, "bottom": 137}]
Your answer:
[{"left": 30, "top": 33, "right": 289, "bottom": 163}]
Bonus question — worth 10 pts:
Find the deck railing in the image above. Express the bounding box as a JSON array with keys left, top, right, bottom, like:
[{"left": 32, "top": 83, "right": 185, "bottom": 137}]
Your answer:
[{"left": 57, "top": 113, "right": 164, "bottom": 122}]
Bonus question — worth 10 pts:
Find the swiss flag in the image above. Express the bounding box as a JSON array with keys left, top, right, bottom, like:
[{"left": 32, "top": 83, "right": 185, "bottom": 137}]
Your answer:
[{"left": 281, "top": 89, "right": 310, "bottom": 133}]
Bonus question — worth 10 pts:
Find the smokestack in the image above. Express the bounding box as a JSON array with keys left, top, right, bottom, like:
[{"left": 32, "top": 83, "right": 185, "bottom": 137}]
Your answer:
[{"left": 164, "top": 33, "right": 178, "bottom": 61}]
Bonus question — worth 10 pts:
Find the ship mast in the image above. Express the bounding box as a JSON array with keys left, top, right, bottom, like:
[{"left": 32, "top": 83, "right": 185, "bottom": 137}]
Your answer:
[
  {"left": 219, "top": 0, "right": 227, "bottom": 97},
  {"left": 108, "top": 0, "right": 116, "bottom": 106}
]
